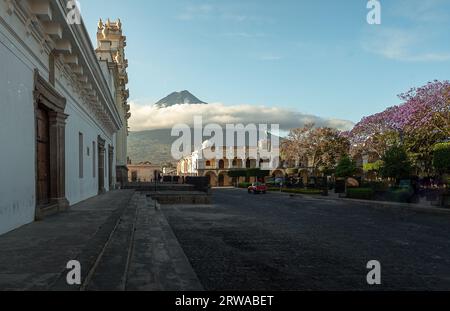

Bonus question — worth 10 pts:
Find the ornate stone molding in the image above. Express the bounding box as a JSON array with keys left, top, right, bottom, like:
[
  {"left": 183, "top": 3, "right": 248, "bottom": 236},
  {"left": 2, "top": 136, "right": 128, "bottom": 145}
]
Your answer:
[
  {"left": 98, "top": 135, "right": 106, "bottom": 150},
  {"left": 33, "top": 69, "right": 66, "bottom": 113}
]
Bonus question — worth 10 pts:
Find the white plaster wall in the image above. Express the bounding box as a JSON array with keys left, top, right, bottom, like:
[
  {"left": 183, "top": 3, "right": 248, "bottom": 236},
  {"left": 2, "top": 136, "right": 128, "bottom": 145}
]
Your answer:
[
  {"left": 0, "top": 11, "right": 117, "bottom": 234},
  {"left": 0, "top": 25, "right": 38, "bottom": 235},
  {"left": 52, "top": 58, "right": 115, "bottom": 205},
  {"left": 60, "top": 90, "right": 114, "bottom": 205}
]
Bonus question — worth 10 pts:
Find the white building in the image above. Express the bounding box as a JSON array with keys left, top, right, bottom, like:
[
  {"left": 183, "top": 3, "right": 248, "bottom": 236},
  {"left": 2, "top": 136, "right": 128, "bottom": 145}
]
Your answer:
[
  {"left": 0, "top": 1, "right": 130, "bottom": 235},
  {"left": 178, "top": 138, "right": 282, "bottom": 186}
]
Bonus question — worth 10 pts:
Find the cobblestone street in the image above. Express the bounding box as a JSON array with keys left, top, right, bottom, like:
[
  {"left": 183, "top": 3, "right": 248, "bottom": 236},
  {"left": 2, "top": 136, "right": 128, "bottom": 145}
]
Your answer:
[{"left": 164, "top": 188, "right": 450, "bottom": 291}]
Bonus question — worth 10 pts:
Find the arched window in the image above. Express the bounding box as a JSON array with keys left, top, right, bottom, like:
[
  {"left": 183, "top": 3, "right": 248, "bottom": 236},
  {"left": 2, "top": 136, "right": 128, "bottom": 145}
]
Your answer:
[
  {"left": 206, "top": 160, "right": 211, "bottom": 167},
  {"left": 219, "top": 159, "right": 225, "bottom": 169}
]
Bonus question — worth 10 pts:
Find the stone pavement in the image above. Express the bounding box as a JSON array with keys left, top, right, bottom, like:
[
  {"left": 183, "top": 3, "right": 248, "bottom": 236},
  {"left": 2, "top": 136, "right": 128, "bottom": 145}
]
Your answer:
[
  {"left": 164, "top": 188, "right": 450, "bottom": 290},
  {"left": 0, "top": 190, "right": 202, "bottom": 291}
]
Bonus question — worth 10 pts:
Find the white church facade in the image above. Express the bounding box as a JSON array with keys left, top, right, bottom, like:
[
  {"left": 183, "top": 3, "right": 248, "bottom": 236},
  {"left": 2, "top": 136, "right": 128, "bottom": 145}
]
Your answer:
[{"left": 0, "top": 1, "right": 130, "bottom": 235}]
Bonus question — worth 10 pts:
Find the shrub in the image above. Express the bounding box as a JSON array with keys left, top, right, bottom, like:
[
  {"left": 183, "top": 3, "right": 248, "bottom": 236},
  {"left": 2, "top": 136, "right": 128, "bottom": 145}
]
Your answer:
[
  {"left": 238, "top": 182, "right": 252, "bottom": 188},
  {"left": 347, "top": 188, "right": 375, "bottom": 200}
]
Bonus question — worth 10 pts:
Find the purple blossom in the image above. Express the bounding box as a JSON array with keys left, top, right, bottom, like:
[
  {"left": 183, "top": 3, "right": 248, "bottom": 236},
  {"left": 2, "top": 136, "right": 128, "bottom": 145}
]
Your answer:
[{"left": 349, "top": 80, "right": 450, "bottom": 150}]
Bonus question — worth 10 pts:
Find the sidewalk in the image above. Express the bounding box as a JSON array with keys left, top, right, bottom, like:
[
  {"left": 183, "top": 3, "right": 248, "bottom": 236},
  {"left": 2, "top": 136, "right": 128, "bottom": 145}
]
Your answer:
[{"left": 0, "top": 190, "right": 202, "bottom": 291}]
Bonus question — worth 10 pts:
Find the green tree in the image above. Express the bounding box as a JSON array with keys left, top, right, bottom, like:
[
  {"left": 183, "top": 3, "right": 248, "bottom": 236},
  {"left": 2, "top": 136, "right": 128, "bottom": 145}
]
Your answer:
[
  {"left": 282, "top": 124, "right": 350, "bottom": 175},
  {"left": 335, "top": 156, "right": 356, "bottom": 178},
  {"left": 228, "top": 170, "right": 247, "bottom": 186},
  {"left": 381, "top": 146, "right": 412, "bottom": 182},
  {"left": 246, "top": 168, "right": 270, "bottom": 179},
  {"left": 433, "top": 142, "right": 450, "bottom": 174}
]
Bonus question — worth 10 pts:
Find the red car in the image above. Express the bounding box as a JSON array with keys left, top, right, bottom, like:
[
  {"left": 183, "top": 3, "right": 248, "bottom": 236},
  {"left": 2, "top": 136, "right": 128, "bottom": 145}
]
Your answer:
[{"left": 248, "top": 182, "right": 268, "bottom": 194}]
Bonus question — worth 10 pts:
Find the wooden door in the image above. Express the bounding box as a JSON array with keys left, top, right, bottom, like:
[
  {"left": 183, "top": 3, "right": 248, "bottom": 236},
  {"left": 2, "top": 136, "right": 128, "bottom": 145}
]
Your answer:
[{"left": 36, "top": 106, "right": 50, "bottom": 205}]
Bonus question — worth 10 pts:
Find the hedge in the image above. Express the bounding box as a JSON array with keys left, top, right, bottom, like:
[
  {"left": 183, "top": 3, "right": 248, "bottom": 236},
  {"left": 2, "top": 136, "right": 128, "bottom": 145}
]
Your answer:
[
  {"left": 267, "top": 188, "right": 323, "bottom": 195},
  {"left": 361, "top": 181, "right": 390, "bottom": 192},
  {"left": 347, "top": 188, "right": 375, "bottom": 200},
  {"left": 385, "top": 188, "right": 413, "bottom": 203}
]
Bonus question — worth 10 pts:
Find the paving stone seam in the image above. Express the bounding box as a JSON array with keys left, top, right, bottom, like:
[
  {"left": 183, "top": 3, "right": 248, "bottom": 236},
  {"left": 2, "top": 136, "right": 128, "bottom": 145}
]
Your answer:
[{"left": 123, "top": 193, "right": 141, "bottom": 291}]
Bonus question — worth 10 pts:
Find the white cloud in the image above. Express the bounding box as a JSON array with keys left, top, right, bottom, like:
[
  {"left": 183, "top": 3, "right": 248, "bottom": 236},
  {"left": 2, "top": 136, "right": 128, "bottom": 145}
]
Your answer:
[
  {"left": 362, "top": 27, "right": 450, "bottom": 62},
  {"left": 391, "top": 0, "right": 449, "bottom": 23},
  {"left": 176, "top": 3, "right": 273, "bottom": 24},
  {"left": 259, "top": 55, "right": 283, "bottom": 61},
  {"left": 176, "top": 4, "right": 214, "bottom": 21},
  {"left": 220, "top": 32, "right": 266, "bottom": 38},
  {"left": 128, "top": 102, "right": 354, "bottom": 132}
]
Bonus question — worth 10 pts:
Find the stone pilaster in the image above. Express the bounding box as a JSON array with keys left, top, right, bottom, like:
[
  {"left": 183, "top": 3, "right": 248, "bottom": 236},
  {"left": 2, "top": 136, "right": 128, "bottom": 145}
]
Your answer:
[
  {"left": 98, "top": 136, "right": 106, "bottom": 195},
  {"left": 48, "top": 111, "right": 69, "bottom": 212}
]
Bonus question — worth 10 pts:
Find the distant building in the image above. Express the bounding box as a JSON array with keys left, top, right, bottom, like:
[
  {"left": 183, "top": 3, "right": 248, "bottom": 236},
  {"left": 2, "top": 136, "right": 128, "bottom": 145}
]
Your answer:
[
  {"left": 178, "top": 138, "right": 282, "bottom": 187},
  {"left": 0, "top": 1, "right": 129, "bottom": 235},
  {"left": 128, "top": 162, "right": 162, "bottom": 183}
]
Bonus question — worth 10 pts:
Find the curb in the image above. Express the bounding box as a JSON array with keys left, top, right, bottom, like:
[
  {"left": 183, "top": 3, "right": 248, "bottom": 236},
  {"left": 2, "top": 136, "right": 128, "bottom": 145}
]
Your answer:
[
  {"left": 234, "top": 187, "right": 450, "bottom": 216},
  {"left": 296, "top": 194, "right": 450, "bottom": 216}
]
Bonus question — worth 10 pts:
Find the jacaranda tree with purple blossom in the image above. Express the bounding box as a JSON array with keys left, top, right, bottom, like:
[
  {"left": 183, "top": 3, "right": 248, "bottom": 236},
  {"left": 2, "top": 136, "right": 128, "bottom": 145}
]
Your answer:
[{"left": 349, "top": 81, "right": 450, "bottom": 175}]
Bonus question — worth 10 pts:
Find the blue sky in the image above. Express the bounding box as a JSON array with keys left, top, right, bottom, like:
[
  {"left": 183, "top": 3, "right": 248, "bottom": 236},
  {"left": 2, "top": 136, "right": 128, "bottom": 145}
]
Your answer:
[{"left": 81, "top": 0, "right": 450, "bottom": 129}]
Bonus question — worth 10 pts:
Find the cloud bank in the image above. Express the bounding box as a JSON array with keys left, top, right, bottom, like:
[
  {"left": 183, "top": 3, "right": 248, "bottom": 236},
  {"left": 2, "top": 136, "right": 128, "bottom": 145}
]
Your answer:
[{"left": 129, "top": 102, "right": 354, "bottom": 132}]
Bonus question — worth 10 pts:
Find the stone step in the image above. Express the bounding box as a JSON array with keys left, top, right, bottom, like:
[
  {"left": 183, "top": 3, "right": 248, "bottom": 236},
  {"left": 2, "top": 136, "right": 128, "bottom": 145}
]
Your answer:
[{"left": 126, "top": 194, "right": 203, "bottom": 291}]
